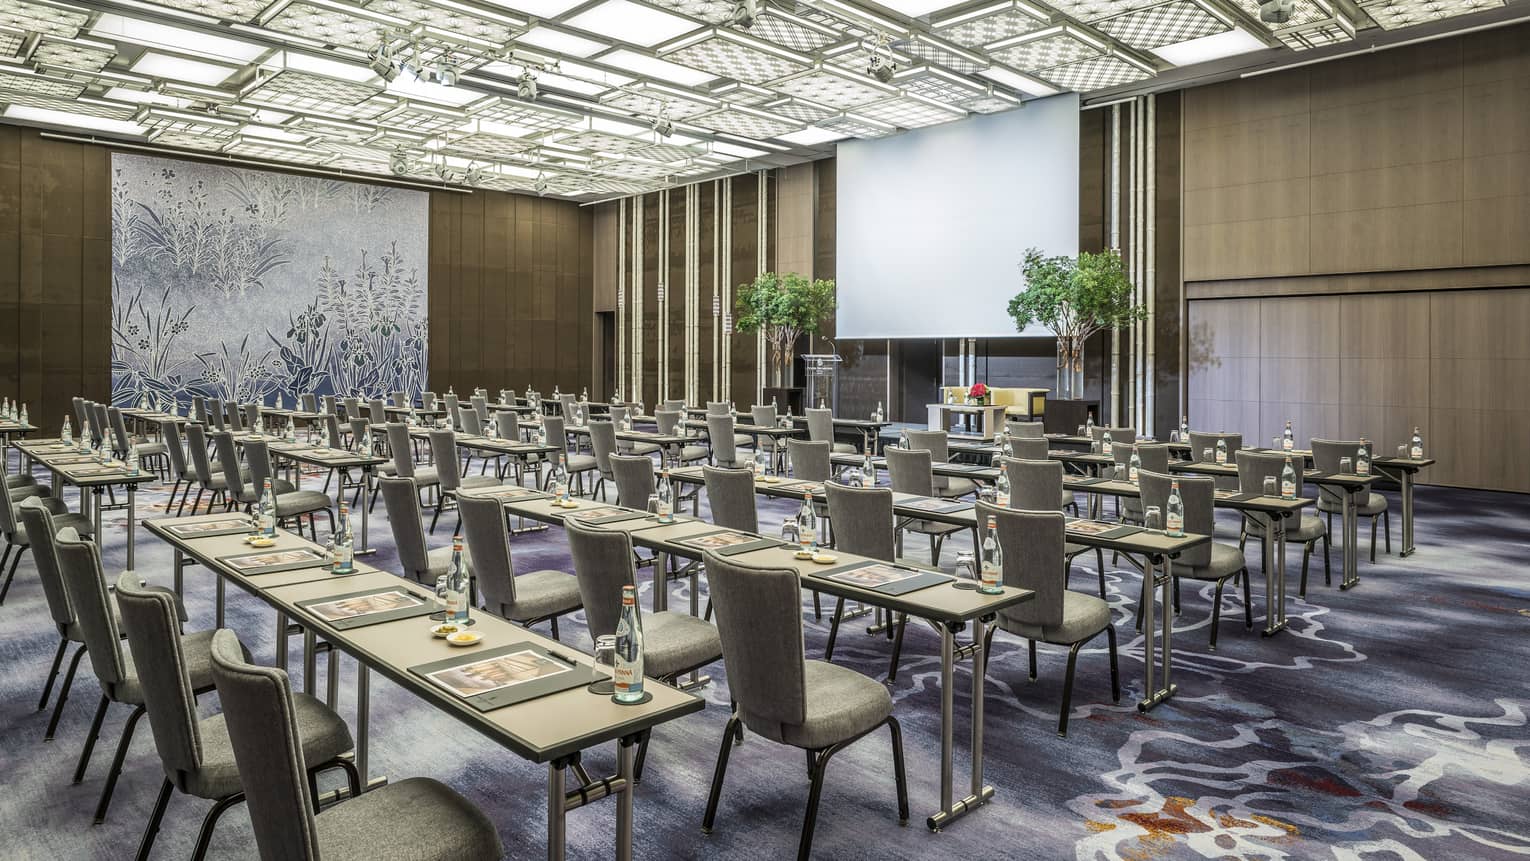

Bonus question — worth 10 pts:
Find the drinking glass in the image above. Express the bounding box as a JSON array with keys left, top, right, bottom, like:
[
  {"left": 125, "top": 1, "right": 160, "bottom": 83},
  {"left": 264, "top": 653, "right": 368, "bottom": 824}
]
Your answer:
[
  {"left": 1397, "top": 444, "right": 1407, "bottom": 458},
  {"left": 1273, "top": 437, "right": 1282, "bottom": 451},
  {"left": 1339, "top": 456, "right": 1353, "bottom": 474},
  {"left": 1077, "top": 425, "right": 1087, "bottom": 436},
  {"left": 1144, "top": 506, "right": 1162, "bottom": 532},
  {"left": 645, "top": 493, "right": 659, "bottom": 514},
  {"left": 594, "top": 635, "right": 617, "bottom": 676},
  {"left": 432, "top": 575, "right": 449, "bottom": 621},
  {"left": 1203, "top": 447, "right": 1214, "bottom": 462},
  {"left": 978, "top": 486, "right": 996, "bottom": 504},
  {"left": 953, "top": 551, "right": 978, "bottom": 590},
  {"left": 1168, "top": 429, "right": 1179, "bottom": 443},
  {"left": 1263, "top": 476, "right": 1277, "bottom": 496},
  {"left": 780, "top": 519, "right": 800, "bottom": 547}
]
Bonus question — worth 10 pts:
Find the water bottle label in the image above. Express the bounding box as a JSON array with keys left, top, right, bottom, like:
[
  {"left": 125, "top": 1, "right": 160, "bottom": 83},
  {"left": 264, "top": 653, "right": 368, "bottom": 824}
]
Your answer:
[
  {"left": 980, "top": 563, "right": 1001, "bottom": 591},
  {"left": 1102, "top": 442, "right": 1112, "bottom": 455},
  {"left": 1281, "top": 480, "right": 1295, "bottom": 497},
  {"left": 1357, "top": 459, "right": 1369, "bottom": 476},
  {"left": 1166, "top": 512, "right": 1183, "bottom": 533},
  {"left": 1215, "top": 450, "right": 1227, "bottom": 464},
  {"left": 1282, "top": 438, "right": 1293, "bottom": 451},
  {"left": 657, "top": 501, "right": 671, "bottom": 520},
  {"left": 1128, "top": 466, "right": 1139, "bottom": 482},
  {"left": 613, "top": 665, "right": 638, "bottom": 692},
  {"left": 995, "top": 491, "right": 1010, "bottom": 507},
  {"left": 1410, "top": 445, "right": 1422, "bottom": 459}
]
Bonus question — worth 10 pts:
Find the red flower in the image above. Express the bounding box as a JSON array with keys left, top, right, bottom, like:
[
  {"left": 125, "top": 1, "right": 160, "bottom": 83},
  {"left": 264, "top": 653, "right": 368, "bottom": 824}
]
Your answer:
[{"left": 968, "top": 383, "right": 989, "bottom": 398}]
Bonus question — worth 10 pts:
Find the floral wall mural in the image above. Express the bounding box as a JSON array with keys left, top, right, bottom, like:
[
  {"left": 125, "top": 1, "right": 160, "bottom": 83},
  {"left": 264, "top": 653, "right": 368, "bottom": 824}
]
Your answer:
[{"left": 109, "top": 153, "right": 429, "bottom": 408}]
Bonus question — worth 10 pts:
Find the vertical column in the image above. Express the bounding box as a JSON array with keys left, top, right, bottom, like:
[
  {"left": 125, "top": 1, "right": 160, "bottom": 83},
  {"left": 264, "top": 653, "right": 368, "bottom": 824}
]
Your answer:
[
  {"left": 631, "top": 195, "right": 644, "bottom": 404},
  {"left": 721, "top": 180, "right": 733, "bottom": 402},
  {"left": 1145, "top": 93, "right": 1157, "bottom": 439},
  {"left": 688, "top": 183, "right": 701, "bottom": 406},
  {"left": 756, "top": 170, "right": 768, "bottom": 406},
  {"left": 712, "top": 180, "right": 721, "bottom": 402},
  {"left": 1109, "top": 103, "right": 1122, "bottom": 424},
  {"left": 658, "top": 189, "right": 669, "bottom": 403},
  {"left": 617, "top": 200, "right": 626, "bottom": 399}
]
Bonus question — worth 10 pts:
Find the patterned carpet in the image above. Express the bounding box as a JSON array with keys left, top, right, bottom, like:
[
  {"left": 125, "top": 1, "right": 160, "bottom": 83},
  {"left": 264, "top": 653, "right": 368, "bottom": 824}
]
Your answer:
[{"left": 2, "top": 450, "right": 1528, "bottom": 860}]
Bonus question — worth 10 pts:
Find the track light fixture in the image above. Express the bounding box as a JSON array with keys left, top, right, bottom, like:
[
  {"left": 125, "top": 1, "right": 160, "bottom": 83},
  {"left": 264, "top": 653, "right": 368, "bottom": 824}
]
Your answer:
[
  {"left": 727, "top": 0, "right": 757, "bottom": 28},
  {"left": 1259, "top": 0, "right": 1294, "bottom": 22},
  {"left": 533, "top": 173, "right": 549, "bottom": 195},
  {"left": 462, "top": 162, "right": 486, "bottom": 186},
  {"left": 652, "top": 105, "right": 674, "bottom": 137},
  {"left": 867, "top": 33, "right": 895, "bottom": 84},
  {"left": 517, "top": 70, "right": 538, "bottom": 100},
  {"left": 388, "top": 147, "right": 411, "bottom": 176},
  {"left": 433, "top": 58, "right": 459, "bottom": 86},
  {"left": 367, "top": 43, "right": 398, "bottom": 82}
]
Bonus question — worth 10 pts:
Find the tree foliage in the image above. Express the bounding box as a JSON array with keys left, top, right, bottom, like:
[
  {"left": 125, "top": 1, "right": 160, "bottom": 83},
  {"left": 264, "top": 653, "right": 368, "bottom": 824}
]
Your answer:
[
  {"left": 734, "top": 272, "right": 837, "bottom": 364},
  {"left": 1008, "top": 247, "right": 1144, "bottom": 344}
]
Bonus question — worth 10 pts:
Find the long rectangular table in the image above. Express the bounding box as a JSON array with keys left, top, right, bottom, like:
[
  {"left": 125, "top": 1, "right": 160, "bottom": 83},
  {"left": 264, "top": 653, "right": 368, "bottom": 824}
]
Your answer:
[
  {"left": 230, "top": 435, "right": 387, "bottom": 556},
  {"left": 146, "top": 512, "right": 703, "bottom": 861},
  {"left": 471, "top": 489, "right": 1035, "bottom": 834},
  {"left": 13, "top": 439, "right": 156, "bottom": 568}
]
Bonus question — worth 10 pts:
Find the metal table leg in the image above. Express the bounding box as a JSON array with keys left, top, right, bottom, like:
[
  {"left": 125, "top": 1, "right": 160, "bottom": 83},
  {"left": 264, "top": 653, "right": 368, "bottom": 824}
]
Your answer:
[
  {"left": 1398, "top": 469, "right": 1416, "bottom": 557},
  {"left": 616, "top": 737, "right": 636, "bottom": 861},
  {"left": 967, "top": 616, "right": 992, "bottom": 811},
  {"left": 215, "top": 575, "right": 225, "bottom": 629},
  {"left": 355, "top": 465, "right": 376, "bottom": 555},
  {"left": 547, "top": 760, "right": 566, "bottom": 861},
  {"left": 275, "top": 611, "right": 289, "bottom": 670},
  {"left": 173, "top": 549, "right": 184, "bottom": 598},
  {"left": 1261, "top": 514, "right": 1287, "bottom": 637},
  {"left": 930, "top": 624, "right": 955, "bottom": 830},
  {"left": 125, "top": 484, "right": 137, "bottom": 570},
  {"left": 653, "top": 550, "right": 669, "bottom": 613},
  {"left": 90, "top": 487, "right": 102, "bottom": 542},
  {"left": 303, "top": 628, "right": 317, "bottom": 696},
  {"left": 354, "top": 663, "right": 384, "bottom": 791},
  {"left": 1138, "top": 555, "right": 1177, "bottom": 711},
  {"left": 1340, "top": 489, "right": 1360, "bottom": 589}
]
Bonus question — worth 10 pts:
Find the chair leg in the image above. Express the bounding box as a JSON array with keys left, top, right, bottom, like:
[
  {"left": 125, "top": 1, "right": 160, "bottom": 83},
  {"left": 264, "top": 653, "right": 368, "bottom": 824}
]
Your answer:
[
  {"left": 45, "top": 644, "right": 87, "bottom": 741},
  {"left": 93, "top": 704, "right": 147, "bottom": 823},
  {"left": 1105, "top": 625, "right": 1120, "bottom": 702},
  {"left": 633, "top": 733, "right": 650, "bottom": 783},
  {"left": 1241, "top": 568, "right": 1253, "bottom": 629},
  {"left": 798, "top": 748, "right": 831, "bottom": 861},
  {"left": 1057, "top": 641, "right": 1083, "bottom": 737},
  {"left": 702, "top": 716, "right": 740, "bottom": 833},
  {"left": 887, "top": 717, "right": 910, "bottom": 825},
  {"left": 73, "top": 695, "right": 110, "bottom": 783},
  {"left": 1095, "top": 548, "right": 1106, "bottom": 598},
  {"left": 0, "top": 546, "right": 25, "bottom": 605},
  {"left": 38, "top": 638, "right": 68, "bottom": 712},
  {"left": 1209, "top": 579, "right": 1226, "bottom": 651},
  {"left": 1369, "top": 515, "right": 1378, "bottom": 563},
  {"left": 135, "top": 779, "right": 174, "bottom": 861},
  {"left": 1384, "top": 509, "right": 1392, "bottom": 554},
  {"left": 886, "top": 613, "right": 907, "bottom": 682},
  {"left": 429, "top": 495, "right": 444, "bottom": 534},
  {"left": 1028, "top": 638, "right": 1038, "bottom": 681},
  {"left": 1322, "top": 534, "right": 1332, "bottom": 586},
  {"left": 824, "top": 597, "right": 845, "bottom": 660},
  {"left": 549, "top": 615, "right": 560, "bottom": 641},
  {"left": 1299, "top": 544, "right": 1312, "bottom": 598},
  {"left": 190, "top": 792, "right": 245, "bottom": 860},
  {"left": 813, "top": 591, "right": 821, "bottom": 621}
]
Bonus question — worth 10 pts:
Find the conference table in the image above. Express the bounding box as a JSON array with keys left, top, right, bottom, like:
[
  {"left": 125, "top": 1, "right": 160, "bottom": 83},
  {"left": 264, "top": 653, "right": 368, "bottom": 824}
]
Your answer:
[
  {"left": 12, "top": 439, "right": 157, "bottom": 569},
  {"left": 1, "top": 417, "right": 37, "bottom": 445},
  {"left": 786, "top": 414, "right": 891, "bottom": 454},
  {"left": 468, "top": 488, "right": 1034, "bottom": 834},
  {"left": 229, "top": 433, "right": 388, "bottom": 556},
  {"left": 146, "top": 512, "right": 702, "bottom": 861},
  {"left": 663, "top": 467, "right": 1208, "bottom": 716}
]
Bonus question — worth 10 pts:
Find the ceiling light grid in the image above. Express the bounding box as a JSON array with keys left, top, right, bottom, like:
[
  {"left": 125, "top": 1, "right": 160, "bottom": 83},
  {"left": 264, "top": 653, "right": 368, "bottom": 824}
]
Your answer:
[
  {"left": 1042, "top": 0, "right": 1152, "bottom": 22},
  {"left": 223, "top": 134, "right": 332, "bottom": 162},
  {"left": 1035, "top": 53, "right": 1154, "bottom": 90},
  {"left": 691, "top": 103, "right": 801, "bottom": 138},
  {"left": 660, "top": 29, "right": 811, "bottom": 85},
  {"left": 1274, "top": 19, "right": 1353, "bottom": 47},
  {"left": 549, "top": 128, "right": 648, "bottom": 152},
  {"left": 364, "top": 0, "right": 524, "bottom": 47},
  {"left": 761, "top": 96, "right": 837, "bottom": 123},
  {"left": 262, "top": 2, "right": 397, "bottom": 49},
  {"left": 29, "top": 37, "right": 117, "bottom": 72},
  {"left": 1094, "top": 0, "right": 1229, "bottom": 50},
  {"left": 374, "top": 99, "right": 468, "bottom": 134},
  {"left": 241, "top": 69, "right": 388, "bottom": 118},
  {"left": 132, "top": 105, "right": 244, "bottom": 137},
  {"left": 0, "top": 0, "right": 89, "bottom": 38},
  {"left": 932, "top": 1, "right": 1051, "bottom": 48},
  {"left": 815, "top": 110, "right": 895, "bottom": 138},
  {"left": 708, "top": 81, "right": 775, "bottom": 105},
  {"left": 129, "top": 0, "right": 271, "bottom": 20},
  {"left": 960, "top": 89, "right": 1021, "bottom": 112},
  {"left": 0, "top": 27, "right": 24, "bottom": 57},
  {"left": 854, "top": 93, "right": 965, "bottom": 128},
  {"left": 0, "top": 67, "right": 85, "bottom": 98},
  {"left": 889, "top": 34, "right": 990, "bottom": 74},
  {"left": 987, "top": 27, "right": 1105, "bottom": 70},
  {"left": 3, "top": 91, "right": 134, "bottom": 118},
  {"left": 472, "top": 97, "right": 582, "bottom": 133},
  {"left": 628, "top": 141, "right": 703, "bottom": 162},
  {"left": 601, "top": 81, "right": 719, "bottom": 119},
  {"left": 443, "top": 130, "right": 537, "bottom": 160},
  {"left": 147, "top": 129, "right": 227, "bottom": 149},
  {"left": 770, "top": 66, "right": 898, "bottom": 110},
  {"left": 1360, "top": 0, "right": 1501, "bottom": 29},
  {"left": 748, "top": 8, "right": 842, "bottom": 51},
  {"left": 891, "top": 65, "right": 986, "bottom": 102}
]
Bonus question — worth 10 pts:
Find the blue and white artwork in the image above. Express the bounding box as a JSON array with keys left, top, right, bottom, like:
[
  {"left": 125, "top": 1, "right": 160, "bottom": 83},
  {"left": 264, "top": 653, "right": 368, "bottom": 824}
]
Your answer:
[{"left": 109, "top": 152, "right": 429, "bottom": 408}]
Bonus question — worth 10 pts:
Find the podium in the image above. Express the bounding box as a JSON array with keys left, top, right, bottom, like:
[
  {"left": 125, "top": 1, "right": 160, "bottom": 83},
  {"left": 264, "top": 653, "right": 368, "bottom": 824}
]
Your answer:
[{"left": 801, "top": 354, "right": 842, "bottom": 412}]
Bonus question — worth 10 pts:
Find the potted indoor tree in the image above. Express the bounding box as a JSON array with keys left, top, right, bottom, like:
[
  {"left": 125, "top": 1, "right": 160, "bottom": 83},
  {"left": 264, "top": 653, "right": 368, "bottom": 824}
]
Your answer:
[
  {"left": 735, "top": 271, "right": 837, "bottom": 388},
  {"left": 1008, "top": 248, "right": 1144, "bottom": 401}
]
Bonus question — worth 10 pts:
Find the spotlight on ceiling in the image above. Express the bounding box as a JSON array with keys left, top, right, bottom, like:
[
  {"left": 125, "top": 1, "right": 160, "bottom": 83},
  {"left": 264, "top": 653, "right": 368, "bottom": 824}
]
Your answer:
[
  {"left": 727, "top": 0, "right": 757, "bottom": 28},
  {"left": 534, "top": 174, "right": 549, "bottom": 195},
  {"left": 1259, "top": 0, "right": 1294, "bottom": 22},
  {"left": 434, "top": 59, "right": 459, "bottom": 86},
  {"left": 867, "top": 34, "right": 895, "bottom": 84},
  {"left": 367, "top": 43, "right": 398, "bottom": 82},
  {"left": 517, "top": 71, "right": 538, "bottom": 100},
  {"left": 388, "top": 148, "right": 411, "bottom": 176},
  {"left": 463, "top": 163, "right": 487, "bottom": 186},
  {"left": 652, "top": 106, "right": 674, "bottom": 137}
]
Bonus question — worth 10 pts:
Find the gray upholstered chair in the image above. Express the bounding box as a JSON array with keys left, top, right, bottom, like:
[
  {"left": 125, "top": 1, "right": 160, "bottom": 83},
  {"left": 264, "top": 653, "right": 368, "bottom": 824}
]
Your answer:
[
  {"left": 225, "top": 400, "right": 245, "bottom": 433},
  {"left": 1140, "top": 470, "right": 1251, "bottom": 648},
  {"left": 1004, "top": 457, "right": 1104, "bottom": 596},
  {"left": 1089, "top": 425, "right": 1136, "bottom": 450},
  {"left": 1006, "top": 420, "right": 1045, "bottom": 438},
  {"left": 116, "top": 578, "right": 356, "bottom": 860},
  {"left": 700, "top": 551, "right": 908, "bottom": 859},
  {"left": 1189, "top": 431, "right": 1243, "bottom": 491},
  {"left": 245, "top": 401, "right": 266, "bottom": 431},
  {"left": 975, "top": 504, "right": 1119, "bottom": 736},
  {"left": 609, "top": 406, "right": 660, "bottom": 457},
  {"left": 1111, "top": 443, "right": 1172, "bottom": 523},
  {"left": 703, "top": 466, "right": 757, "bottom": 533},
  {"left": 18, "top": 499, "right": 121, "bottom": 739},
  {"left": 212, "top": 431, "right": 268, "bottom": 511},
  {"left": 245, "top": 440, "right": 334, "bottom": 539},
  {"left": 905, "top": 429, "right": 975, "bottom": 500},
  {"left": 300, "top": 393, "right": 318, "bottom": 413},
  {"left": 207, "top": 400, "right": 228, "bottom": 432},
  {"left": 1010, "top": 436, "right": 1051, "bottom": 462},
  {"left": 656, "top": 410, "right": 708, "bottom": 464},
  {"left": 53, "top": 528, "right": 218, "bottom": 823},
  {"left": 420, "top": 390, "right": 437, "bottom": 411},
  {"left": 1236, "top": 450, "right": 1329, "bottom": 596},
  {"left": 108, "top": 406, "right": 167, "bottom": 477},
  {"left": 566, "top": 519, "right": 721, "bottom": 780},
  {"left": 786, "top": 439, "right": 831, "bottom": 483},
  {"left": 159, "top": 419, "right": 198, "bottom": 516},
  {"left": 390, "top": 390, "right": 408, "bottom": 409},
  {"left": 705, "top": 414, "right": 745, "bottom": 468},
  {"left": 610, "top": 454, "right": 656, "bottom": 509},
  {"left": 427, "top": 429, "right": 501, "bottom": 533},
  {"left": 883, "top": 446, "right": 965, "bottom": 566},
  {"left": 459, "top": 407, "right": 483, "bottom": 436},
  {"left": 470, "top": 394, "right": 490, "bottom": 425},
  {"left": 1311, "top": 438, "right": 1390, "bottom": 561},
  {"left": 364, "top": 397, "right": 385, "bottom": 425},
  {"left": 207, "top": 630, "right": 503, "bottom": 861},
  {"left": 588, "top": 421, "right": 619, "bottom": 500},
  {"left": 181, "top": 423, "right": 231, "bottom": 515},
  {"left": 378, "top": 476, "right": 473, "bottom": 586},
  {"left": 543, "top": 416, "right": 598, "bottom": 496},
  {"left": 805, "top": 407, "right": 855, "bottom": 454},
  {"left": 385, "top": 422, "right": 438, "bottom": 493},
  {"left": 457, "top": 494, "right": 581, "bottom": 639},
  {"left": 0, "top": 463, "right": 91, "bottom": 605},
  {"left": 750, "top": 404, "right": 778, "bottom": 457}
]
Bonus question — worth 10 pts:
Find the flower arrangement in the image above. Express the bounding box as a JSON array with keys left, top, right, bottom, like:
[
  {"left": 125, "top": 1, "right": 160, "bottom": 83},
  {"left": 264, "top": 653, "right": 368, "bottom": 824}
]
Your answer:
[{"left": 967, "top": 382, "right": 990, "bottom": 404}]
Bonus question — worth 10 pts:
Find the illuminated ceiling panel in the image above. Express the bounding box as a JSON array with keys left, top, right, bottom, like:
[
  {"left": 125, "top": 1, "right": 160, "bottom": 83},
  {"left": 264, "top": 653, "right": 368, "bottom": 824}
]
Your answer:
[
  {"left": 815, "top": 111, "right": 896, "bottom": 139},
  {"left": 987, "top": 29, "right": 1103, "bottom": 70},
  {"left": 262, "top": 2, "right": 395, "bottom": 50},
  {"left": 30, "top": 37, "right": 116, "bottom": 71},
  {"left": 933, "top": 1, "right": 1050, "bottom": 47},
  {"left": 1361, "top": 0, "right": 1502, "bottom": 29},
  {"left": 241, "top": 69, "right": 387, "bottom": 118},
  {"left": 0, "top": 67, "right": 86, "bottom": 98},
  {"left": 364, "top": 0, "right": 523, "bottom": 46},
  {"left": 1094, "top": 1, "right": 1229, "bottom": 50},
  {"left": 661, "top": 30, "right": 810, "bottom": 85},
  {"left": 749, "top": 9, "right": 840, "bottom": 51},
  {"left": 771, "top": 67, "right": 897, "bottom": 110},
  {"left": 854, "top": 94, "right": 965, "bottom": 128},
  {"left": 0, "top": 0, "right": 89, "bottom": 38},
  {"left": 691, "top": 104, "right": 801, "bottom": 137},
  {"left": 129, "top": 0, "right": 272, "bottom": 20},
  {"left": 444, "top": 130, "right": 537, "bottom": 159},
  {"left": 1036, "top": 54, "right": 1154, "bottom": 90},
  {"left": 601, "top": 81, "right": 719, "bottom": 119}
]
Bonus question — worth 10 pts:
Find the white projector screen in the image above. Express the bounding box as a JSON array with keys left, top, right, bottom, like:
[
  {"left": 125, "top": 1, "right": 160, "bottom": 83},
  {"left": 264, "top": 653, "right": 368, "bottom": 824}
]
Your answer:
[{"left": 835, "top": 93, "right": 1080, "bottom": 340}]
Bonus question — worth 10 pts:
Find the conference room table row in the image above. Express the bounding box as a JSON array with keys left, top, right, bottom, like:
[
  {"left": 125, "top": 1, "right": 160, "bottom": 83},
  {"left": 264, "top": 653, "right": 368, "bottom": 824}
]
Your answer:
[
  {"left": 147, "top": 511, "right": 698, "bottom": 861},
  {"left": 12, "top": 438, "right": 157, "bottom": 568}
]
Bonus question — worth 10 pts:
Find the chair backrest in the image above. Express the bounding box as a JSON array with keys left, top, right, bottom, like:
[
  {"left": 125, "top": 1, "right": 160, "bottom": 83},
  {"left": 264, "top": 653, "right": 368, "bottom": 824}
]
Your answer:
[
  {"left": 324, "top": 414, "right": 344, "bottom": 449},
  {"left": 703, "top": 466, "right": 757, "bottom": 533},
  {"left": 977, "top": 504, "right": 1065, "bottom": 630},
  {"left": 470, "top": 395, "right": 489, "bottom": 423},
  {"left": 421, "top": 391, "right": 436, "bottom": 411},
  {"left": 703, "top": 552, "right": 807, "bottom": 730},
  {"left": 825, "top": 482, "right": 894, "bottom": 562},
  {"left": 108, "top": 406, "right": 131, "bottom": 454},
  {"left": 368, "top": 398, "right": 386, "bottom": 425},
  {"left": 785, "top": 439, "right": 830, "bottom": 482},
  {"left": 1237, "top": 449, "right": 1305, "bottom": 497},
  {"left": 1005, "top": 457, "right": 1065, "bottom": 511},
  {"left": 885, "top": 446, "right": 934, "bottom": 496},
  {"left": 443, "top": 393, "right": 461, "bottom": 429},
  {"left": 543, "top": 415, "right": 569, "bottom": 456},
  {"left": 191, "top": 397, "right": 208, "bottom": 425},
  {"left": 1007, "top": 420, "right": 1044, "bottom": 438},
  {"left": 54, "top": 528, "right": 129, "bottom": 693},
  {"left": 706, "top": 415, "right": 738, "bottom": 467},
  {"left": 1090, "top": 426, "right": 1135, "bottom": 447},
  {"left": 589, "top": 421, "right": 618, "bottom": 478},
  {"left": 0, "top": 462, "right": 17, "bottom": 537},
  {"left": 905, "top": 429, "right": 951, "bottom": 490},
  {"left": 208, "top": 399, "right": 227, "bottom": 430},
  {"left": 320, "top": 394, "right": 336, "bottom": 417},
  {"left": 226, "top": 400, "right": 244, "bottom": 432},
  {"left": 378, "top": 476, "right": 431, "bottom": 581},
  {"left": 115, "top": 572, "right": 207, "bottom": 783},
  {"left": 1310, "top": 438, "right": 1369, "bottom": 474},
  {"left": 1188, "top": 431, "right": 1242, "bottom": 463},
  {"left": 804, "top": 408, "right": 834, "bottom": 445},
  {"left": 183, "top": 422, "right": 217, "bottom": 486},
  {"left": 460, "top": 409, "right": 483, "bottom": 436},
  {"left": 457, "top": 495, "right": 517, "bottom": 615},
  {"left": 564, "top": 518, "right": 635, "bottom": 640},
  {"left": 1139, "top": 469, "right": 1214, "bottom": 567},
  {"left": 245, "top": 402, "right": 264, "bottom": 430},
  {"left": 654, "top": 409, "right": 681, "bottom": 436},
  {"left": 390, "top": 391, "right": 408, "bottom": 408},
  {"left": 341, "top": 396, "right": 360, "bottom": 422},
  {"left": 1114, "top": 442, "right": 1171, "bottom": 475},
  {"left": 705, "top": 401, "right": 730, "bottom": 416},
  {"left": 428, "top": 429, "right": 463, "bottom": 492},
  {"left": 73, "top": 396, "right": 91, "bottom": 435},
  {"left": 610, "top": 454, "right": 655, "bottom": 508},
  {"left": 300, "top": 393, "right": 317, "bottom": 413},
  {"left": 1009, "top": 437, "right": 1049, "bottom": 460},
  {"left": 161, "top": 419, "right": 189, "bottom": 479},
  {"left": 93, "top": 402, "right": 112, "bottom": 441},
  {"left": 492, "top": 410, "right": 519, "bottom": 441},
  {"left": 750, "top": 405, "right": 777, "bottom": 449},
  {"left": 348, "top": 419, "right": 370, "bottom": 453},
  {"left": 385, "top": 423, "right": 416, "bottom": 478},
  {"left": 245, "top": 440, "right": 277, "bottom": 496},
  {"left": 660, "top": 399, "right": 685, "bottom": 413},
  {"left": 208, "top": 629, "right": 321, "bottom": 860},
  {"left": 18, "top": 499, "right": 74, "bottom": 630},
  {"left": 212, "top": 431, "right": 253, "bottom": 503}
]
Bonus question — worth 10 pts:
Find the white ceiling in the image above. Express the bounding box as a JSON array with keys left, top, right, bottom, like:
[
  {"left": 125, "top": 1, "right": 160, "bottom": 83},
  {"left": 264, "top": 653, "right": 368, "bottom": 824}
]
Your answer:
[{"left": 0, "top": 0, "right": 1516, "bottom": 199}]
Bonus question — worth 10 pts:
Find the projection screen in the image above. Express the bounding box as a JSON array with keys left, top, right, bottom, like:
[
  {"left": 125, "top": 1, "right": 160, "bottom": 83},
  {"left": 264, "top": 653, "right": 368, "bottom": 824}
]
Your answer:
[{"left": 834, "top": 92, "right": 1080, "bottom": 340}]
